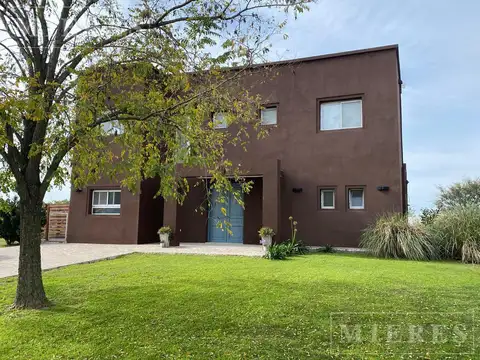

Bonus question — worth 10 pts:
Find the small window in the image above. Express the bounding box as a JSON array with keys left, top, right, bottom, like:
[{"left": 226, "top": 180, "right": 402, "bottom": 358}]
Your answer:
[
  {"left": 348, "top": 188, "right": 364, "bottom": 209},
  {"left": 320, "top": 189, "right": 335, "bottom": 209},
  {"left": 92, "top": 190, "right": 121, "bottom": 215},
  {"left": 101, "top": 120, "right": 124, "bottom": 134},
  {"left": 320, "top": 99, "right": 362, "bottom": 130},
  {"left": 261, "top": 106, "right": 277, "bottom": 125},
  {"left": 213, "top": 112, "right": 227, "bottom": 129}
]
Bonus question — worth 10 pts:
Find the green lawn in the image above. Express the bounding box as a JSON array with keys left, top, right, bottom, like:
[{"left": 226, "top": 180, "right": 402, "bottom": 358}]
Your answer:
[{"left": 0, "top": 253, "right": 479, "bottom": 359}]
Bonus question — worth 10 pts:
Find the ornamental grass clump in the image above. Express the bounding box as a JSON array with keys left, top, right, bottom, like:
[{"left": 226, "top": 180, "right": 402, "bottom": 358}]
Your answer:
[
  {"left": 360, "top": 213, "right": 436, "bottom": 261},
  {"left": 429, "top": 205, "right": 480, "bottom": 264}
]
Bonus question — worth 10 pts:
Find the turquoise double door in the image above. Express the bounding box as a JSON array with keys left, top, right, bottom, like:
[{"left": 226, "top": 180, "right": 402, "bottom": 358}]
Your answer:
[{"left": 208, "top": 184, "right": 244, "bottom": 243}]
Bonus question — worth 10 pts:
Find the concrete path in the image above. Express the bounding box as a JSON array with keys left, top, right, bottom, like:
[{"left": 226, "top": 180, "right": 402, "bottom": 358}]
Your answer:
[{"left": 0, "top": 242, "right": 264, "bottom": 279}]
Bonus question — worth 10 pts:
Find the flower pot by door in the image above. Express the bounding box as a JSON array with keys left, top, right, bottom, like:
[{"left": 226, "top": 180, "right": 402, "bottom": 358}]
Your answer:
[
  {"left": 159, "top": 233, "right": 170, "bottom": 248},
  {"left": 261, "top": 235, "right": 272, "bottom": 253}
]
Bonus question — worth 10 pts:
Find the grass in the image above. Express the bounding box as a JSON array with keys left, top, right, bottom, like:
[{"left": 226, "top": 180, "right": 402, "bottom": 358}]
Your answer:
[{"left": 0, "top": 253, "right": 479, "bottom": 359}]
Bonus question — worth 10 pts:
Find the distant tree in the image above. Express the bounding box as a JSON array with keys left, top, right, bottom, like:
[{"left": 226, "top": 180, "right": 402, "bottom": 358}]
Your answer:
[
  {"left": 436, "top": 179, "right": 480, "bottom": 210},
  {"left": 0, "top": 0, "right": 310, "bottom": 309},
  {"left": 0, "top": 198, "right": 20, "bottom": 245}
]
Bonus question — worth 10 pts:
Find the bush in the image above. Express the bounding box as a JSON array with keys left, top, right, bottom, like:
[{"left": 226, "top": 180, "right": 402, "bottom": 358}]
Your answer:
[
  {"left": 264, "top": 243, "right": 288, "bottom": 260},
  {"left": 0, "top": 198, "right": 20, "bottom": 245},
  {"left": 322, "top": 244, "right": 335, "bottom": 253},
  {"left": 360, "top": 213, "right": 436, "bottom": 261},
  {"left": 283, "top": 216, "right": 309, "bottom": 256},
  {"left": 429, "top": 205, "right": 480, "bottom": 263},
  {"left": 437, "top": 178, "right": 480, "bottom": 209},
  {"left": 420, "top": 207, "right": 440, "bottom": 225}
]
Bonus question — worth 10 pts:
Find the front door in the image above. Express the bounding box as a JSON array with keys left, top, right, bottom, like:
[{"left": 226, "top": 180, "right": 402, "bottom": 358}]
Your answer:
[{"left": 208, "top": 184, "right": 244, "bottom": 243}]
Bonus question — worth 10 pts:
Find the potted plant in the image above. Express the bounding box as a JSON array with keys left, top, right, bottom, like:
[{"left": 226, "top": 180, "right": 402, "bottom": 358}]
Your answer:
[
  {"left": 258, "top": 226, "right": 275, "bottom": 252},
  {"left": 157, "top": 226, "right": 172, "bottom": 247}
]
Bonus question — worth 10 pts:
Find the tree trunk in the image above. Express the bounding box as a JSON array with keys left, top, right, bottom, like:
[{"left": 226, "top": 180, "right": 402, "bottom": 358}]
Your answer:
[{"left": 13, "top": 193, "right": 49, "bottom": 309}]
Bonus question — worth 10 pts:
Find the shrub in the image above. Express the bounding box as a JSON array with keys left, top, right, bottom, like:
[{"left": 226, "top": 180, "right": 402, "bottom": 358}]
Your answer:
[
  {"left": 283, "top": 216, "right": 309, "bottom": 256},
  {"left": 264, "top": 243, "right": 288, "bottom": 260},
  {"left": 258, "top": 227, "right": 275, "bottom": 238},
  {"left": 0, "top": 198, "right": 20, "bottom": 245},
  {"left": 158, "top": 226, "right": 172, "bottom": 235},
  {"left": 436, "top": 178, "right": 480, "bottom": 210},
  {"left": 420, "top": 207, "right": 440, "bottom": 225},
  {"left": 360, "top": 213, "right": 436, "bottom": 261},
  {"left": 429, "top": 205, "right": 480, "bottom": 263},
  {"left": 322, "top": 244, "right": 335, "bottom": 253}
]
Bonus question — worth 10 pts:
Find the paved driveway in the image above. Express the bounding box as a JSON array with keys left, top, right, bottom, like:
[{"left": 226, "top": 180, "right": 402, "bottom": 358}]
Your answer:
[{"left": 0, "top": 242, "right": 263, "bottom": 278}]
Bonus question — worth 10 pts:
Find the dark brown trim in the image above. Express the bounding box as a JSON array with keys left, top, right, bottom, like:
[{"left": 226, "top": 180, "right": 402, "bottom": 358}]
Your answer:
[{"left": 317, "top": 94, "right": 364, "bottom": 133}]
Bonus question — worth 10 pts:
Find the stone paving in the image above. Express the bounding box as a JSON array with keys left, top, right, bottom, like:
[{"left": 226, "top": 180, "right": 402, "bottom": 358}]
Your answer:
[{"left": 0, "top": 242, "right": 264, "bottom": 279}]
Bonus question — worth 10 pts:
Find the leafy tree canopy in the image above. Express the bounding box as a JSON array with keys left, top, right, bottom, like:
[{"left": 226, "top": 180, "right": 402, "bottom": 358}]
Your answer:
[{"left": 0, "top": 0, "right": 310, "bottom": 308}]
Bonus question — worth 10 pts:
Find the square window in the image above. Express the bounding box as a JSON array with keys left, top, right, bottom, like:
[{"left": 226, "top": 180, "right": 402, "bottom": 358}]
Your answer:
[
  {"left": 92, "top": 190, "right": 121, "bottom": 215},
  {"left": 261, "top": 106, "right": 277, "bottom": 125},
  {"left": 213, "top": 112, "right": 227, "bottom": 129},
  {"left": 348, "top": 188, "right": 364, "bottom": 209},
  {"left": 320, "top": 189, "right": 335, "bottom": 209},
  {"left": 101, "top": 120, "right": 124, "bottom": 134},
  {"left": 320, "top": 99, "right": 362, "bottom": 131}
]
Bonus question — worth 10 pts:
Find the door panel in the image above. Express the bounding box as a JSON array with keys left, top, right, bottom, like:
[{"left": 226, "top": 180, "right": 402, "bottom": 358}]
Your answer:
[{"left": 208, "top": 184, "right": 244, "bottom": 243}]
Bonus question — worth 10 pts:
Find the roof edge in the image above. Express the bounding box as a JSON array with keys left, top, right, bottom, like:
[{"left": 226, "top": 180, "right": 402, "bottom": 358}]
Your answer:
[{"left": 251, "top": 44, "right": 399, "bottom": 68}]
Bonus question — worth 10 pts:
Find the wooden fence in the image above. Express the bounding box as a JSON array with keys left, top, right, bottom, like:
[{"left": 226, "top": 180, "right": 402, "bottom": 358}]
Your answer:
[{"left": 44, "top": 204, "right": 69, "bottom": 242}]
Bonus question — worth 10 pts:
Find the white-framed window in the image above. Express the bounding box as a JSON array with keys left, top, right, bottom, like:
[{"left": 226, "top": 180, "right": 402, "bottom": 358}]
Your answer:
[
  {"left": 320, "top": 189, "right": 335, "bottom": 209},
  {"left": 261, "top": 105, "right": 278, "bottom": 125},
  {"left": 213, "top": 112, "right": 227, "bottom": 129},
  {"left": 348, "top": 188, "right": 365, "bottom": 209},
  {"left": 92, "top": 190, "right": 121, "bottom": 215},
  {"left": 101, "top": 120, "right": 124, "bottom": 134},
  {"left": 320, "top": 99, "right": 362, "bottom": 131}
]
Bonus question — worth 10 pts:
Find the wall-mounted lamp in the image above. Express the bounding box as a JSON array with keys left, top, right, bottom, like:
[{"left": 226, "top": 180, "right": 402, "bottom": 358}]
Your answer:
[
  {"left": 292, "top": 188, "right": 303, "bottom": 193},
  {"left": 376, "top": 185, "right": 390, "bottom": 192}
]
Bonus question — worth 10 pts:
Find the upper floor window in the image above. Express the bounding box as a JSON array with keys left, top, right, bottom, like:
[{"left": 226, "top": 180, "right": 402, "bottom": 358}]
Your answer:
[
  {"left": 213, "top": 112, "right": 227, "bottom": 129},
  {"left": 101, "top": 120, "right": 124, "bottom": 134},
  {"left": 261, "top": 105, "right": 278, "bottom": 125},
  {"left": 92, "top": 190, "right": 121, "bottom": 215},
  {"left": 320, "top": 99, "right": 362, "bottom": 131}
]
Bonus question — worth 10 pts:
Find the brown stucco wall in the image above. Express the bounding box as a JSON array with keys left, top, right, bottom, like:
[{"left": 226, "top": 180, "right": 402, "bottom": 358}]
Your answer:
[
  {"left": 67, "top": 181, "right": 140, "bottom": 244},
  {"left": 68, "top": 45, "right": 405, "bottom": 247},
  {"left": 174, "top": 46, "right": 404, "bottom": 247}
]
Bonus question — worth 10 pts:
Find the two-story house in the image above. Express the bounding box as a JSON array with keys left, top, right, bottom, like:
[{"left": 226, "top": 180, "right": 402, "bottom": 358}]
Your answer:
[{"left": 67, "top": 44, "right": 407, "bottom": 247}]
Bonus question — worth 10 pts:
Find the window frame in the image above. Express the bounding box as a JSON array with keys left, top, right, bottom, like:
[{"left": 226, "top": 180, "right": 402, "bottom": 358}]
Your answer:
[
  {"left": 318, "top": 96, "right": 363, "bottom": 132},
  {"left": 348, "top": 187, "right": 365, "bottom": 210},
  {"left": 260, "top": 104, "right": 278, "bottom": 126},
  {"left": 91, "top": 189, "right": 121, "bottom": 216},
  {"left": 212, "top": 112, "right": 228, "bottom": 129},
  {"left": 319, "top": 188, "right": 336, "bottom": 210}
]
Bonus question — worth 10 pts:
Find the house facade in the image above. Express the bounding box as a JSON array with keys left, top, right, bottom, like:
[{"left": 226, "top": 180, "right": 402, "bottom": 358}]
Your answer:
[{"left": 67, "top": 45, "right": 407, "bottom": 247}]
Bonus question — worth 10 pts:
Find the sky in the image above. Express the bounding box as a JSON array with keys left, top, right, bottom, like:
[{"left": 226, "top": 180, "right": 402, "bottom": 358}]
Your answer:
[{"left": 45, "top": 0, "right": 480, "bottom": 212}]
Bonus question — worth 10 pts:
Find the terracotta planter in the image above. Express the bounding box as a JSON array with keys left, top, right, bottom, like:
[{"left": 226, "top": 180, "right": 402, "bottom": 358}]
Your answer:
[{"left": 159, "top": 233, "right": 170, "bottom": 248}]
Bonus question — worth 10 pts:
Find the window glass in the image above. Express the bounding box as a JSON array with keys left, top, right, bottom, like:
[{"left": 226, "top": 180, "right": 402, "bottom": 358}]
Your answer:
[
  {"left": 92, "top": 190, "right": 121, "bottom": 215},
  {"left": 261, "top": 106, "right": 277, "bottom": 125},
  {"left": 349, "top": 189, "right": 364, "bottom": 209},
  {"left": 213, "top": 112, "right": 227, "bottom": 129},
  {"left": 321, "top": 189, "right": 335, "bottom": 209},
  {"left": 321, "top": 103, "right": 341, "bottom": 130},
  {"left": 101, "top": 120, "right": 124, "bottom": 134},
  {"left": 320, "top": 99, "right": 362, "bottom": 130},
  {"left": 342, "top": 101, "right": 362, "bottom": 128}
]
